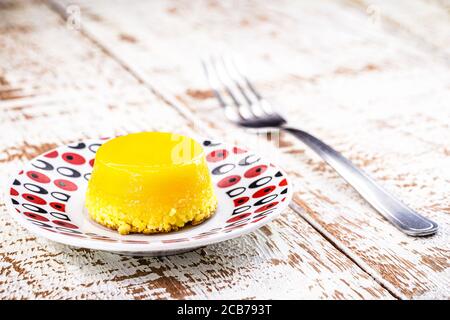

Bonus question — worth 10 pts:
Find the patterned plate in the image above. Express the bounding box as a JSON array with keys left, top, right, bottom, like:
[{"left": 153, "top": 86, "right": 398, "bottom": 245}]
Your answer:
[{"left": 5, "top": 137, "right": 293, "bottom": 256}]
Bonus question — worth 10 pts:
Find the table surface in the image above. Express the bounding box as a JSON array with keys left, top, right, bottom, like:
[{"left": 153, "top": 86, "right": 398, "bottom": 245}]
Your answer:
[{"left": 1, "top": 0, "right": 449, "bottom": 300}]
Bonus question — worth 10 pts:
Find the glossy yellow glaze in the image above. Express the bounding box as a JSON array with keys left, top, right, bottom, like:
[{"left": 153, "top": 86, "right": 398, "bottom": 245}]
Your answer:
[{"left": 85, "top": 132, "right": 217, "bottom": 234}]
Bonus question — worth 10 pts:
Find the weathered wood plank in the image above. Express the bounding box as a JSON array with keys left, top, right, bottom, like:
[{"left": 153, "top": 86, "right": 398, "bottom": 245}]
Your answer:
[
  {"left": 54, "top": 0, "right": 450, "bottom": 299},
  {"left": 347, "top": 0, "right": 450, "bottom": 61},
  {"left": 0, "top": 0, "right": 393, "bottom": 299}
]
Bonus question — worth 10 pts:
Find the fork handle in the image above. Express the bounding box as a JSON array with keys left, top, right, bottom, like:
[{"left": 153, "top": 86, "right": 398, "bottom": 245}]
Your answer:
[{"left": 283, "top": 127, "right": 438, "bottom": 236}]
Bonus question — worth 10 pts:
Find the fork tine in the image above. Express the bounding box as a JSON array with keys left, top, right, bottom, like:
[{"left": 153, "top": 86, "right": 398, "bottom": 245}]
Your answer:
[
  {"left": 220, "top": 55, "right": 253, "bottom": 105},
  {"left": 220, "top": 55, "right": 265, "bottom": 117},
  {"left": 212, "top": 56, "right": 254, "bottom": 120},
  {"left": 222, "top": 54, "right": 275, "bottom": 116},
  {"left": 201, "top": 56, "right": 241, "bottom": 122}
]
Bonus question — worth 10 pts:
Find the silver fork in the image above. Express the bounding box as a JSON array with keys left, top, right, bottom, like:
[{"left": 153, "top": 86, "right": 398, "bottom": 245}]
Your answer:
[{"left": 202, "top": 54, "right": 438, "bottom": 237}]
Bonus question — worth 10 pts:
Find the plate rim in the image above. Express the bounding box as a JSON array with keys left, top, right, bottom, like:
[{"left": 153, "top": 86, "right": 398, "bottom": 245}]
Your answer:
[{"left": 5, "top": 137, "right": 294, "bottom": 253}]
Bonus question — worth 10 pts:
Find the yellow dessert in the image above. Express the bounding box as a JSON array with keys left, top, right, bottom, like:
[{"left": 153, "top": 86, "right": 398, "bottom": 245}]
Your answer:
[{"left": 85, "top": 132, "right": 217, "bottom": 235}]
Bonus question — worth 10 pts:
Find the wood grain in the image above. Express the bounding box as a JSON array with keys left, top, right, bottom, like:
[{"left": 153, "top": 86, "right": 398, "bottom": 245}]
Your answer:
[
  {"left": 46, "top": 0, "right": 450, "bottom": 299},
  {"left": 0, "top": 0, "right": 394, "bottom": 299}
]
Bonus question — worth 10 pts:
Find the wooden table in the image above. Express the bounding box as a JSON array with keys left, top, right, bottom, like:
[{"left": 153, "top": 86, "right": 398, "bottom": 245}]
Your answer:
[{"left": 1, "top": 0, "right": 449, "bottom": 300}]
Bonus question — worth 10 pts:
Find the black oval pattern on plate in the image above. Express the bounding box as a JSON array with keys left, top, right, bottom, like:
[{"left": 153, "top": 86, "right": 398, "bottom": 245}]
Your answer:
[
  {"left": 32, "top": 159, "right": 54, "bottom": 171},
  {"left": 24, "top": 183, "right": 48, "bottom": 195},
  {"left": 88, "top": 143, "right": 101, "bottom": 153},
  {"left": 226, "top": 187, "right": 246, "bottom": 198},
  {"left": 50, "top": 212, "right": 70, "bottom": 221},
  {"left": 224, "top": 219, "right": 251, "bottom": 229},
  {"left": 253, "top": 209, "right": 276, "bottom": 219},
  {"left": 29, "top": 220, "right": 53, "bottom": 229},
  {"left": 55, "top": 227, "right": 81, "bottom": 234},
  {"left": 68, "top": 142, "right": 86, "bottom": 149},
  {"left": 254, "top": 194, "right": 278, "bottom": 206},
  {"left": 203, "top": 140, "right": 221, "bottom": 147},
  {"left": 51, "top": 191, "right": 71, "bottom": 202},
  {"left": 54, "top": 222, "right": 79, "bottom": 230},
  {"left": 211, "top": 163, "right": 235, "bottom": 175},
  {"left": 232, "top": 205, "right": 251, "bottom": 215},
  {"left": 238, "top": 154, "right": 261, "bottom": 166},
  {"left": 57, "top": 167, "right": 81, "bottom": 178},
  {"left": 248, "top": 176, "right": 272, "bottom": 189},
  {"left": 83, "top": 173, "right": 91, "bottom": 181},
  {"left": 22, "top": 203, "right": 47, "bottom": 214}
]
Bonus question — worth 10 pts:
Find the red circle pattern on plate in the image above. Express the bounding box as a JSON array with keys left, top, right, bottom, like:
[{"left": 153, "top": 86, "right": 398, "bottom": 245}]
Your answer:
[
  {"left": 252, "top": 216, "right": 267, "bottom": 223},
  {"left": 254, "top": 201, "right": 279, "bottom": 213},
  {"left": 54, "top": 179, "right": 78, "bottom": 191},
  {"left": 10, "top": 188, "right": 19, "bottom": 196},
  {"left": 62, "top": 152, "right": 86, "bottom": 165},
  {"left": 50, "top": 202, "right": 66, "bottom": 212},
  {"left": 206, "top": 149, "right": 229, "bottom": 163},
  {"left": 52, "top": 220, "right": 78, "bottom": 229},
  {"left": 22, "top": 193, "right": 47, "bottom": 205},
  {"left": 233, "top": 196, "right": 249, "bottom": 206},
  {"left": 217, "top": 175, "right": 241, "bottom": 188},
  {"left": 232, "top": 146, "right": 247, "bottom": 154},
  {"left": 252, "top": 185, "right": 276, "bottom": 198},
  {"left": 226, "top": 212, "right": 251, "bottom": 223},
  {"left": 244, "top": 165, "right": 268, "bottom": 178},
  {"left": 23, "top": 212, "right": 49, "bottom": 222},
  {"left": 10, "top": 143, "right": 92, "bottom": 234},
  {"left": 44, "top": 150, "right": 58, "bottom": 158},
  {"left": 26, "top": 171, "right": 50, "bottom": 183}
]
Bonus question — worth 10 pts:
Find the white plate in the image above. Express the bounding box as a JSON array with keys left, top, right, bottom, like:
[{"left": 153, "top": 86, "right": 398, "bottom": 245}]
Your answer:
[{"left": 6, "top": 137, "right": 293, "bottom": 256}]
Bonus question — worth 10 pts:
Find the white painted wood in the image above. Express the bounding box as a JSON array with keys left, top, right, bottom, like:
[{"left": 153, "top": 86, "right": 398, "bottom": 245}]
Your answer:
[
  {"left": 0, "top": 0, "right": 394, "bottom": 299},
  {"left": 44, "top": 0, "right": 450, "bottom": 299}
]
